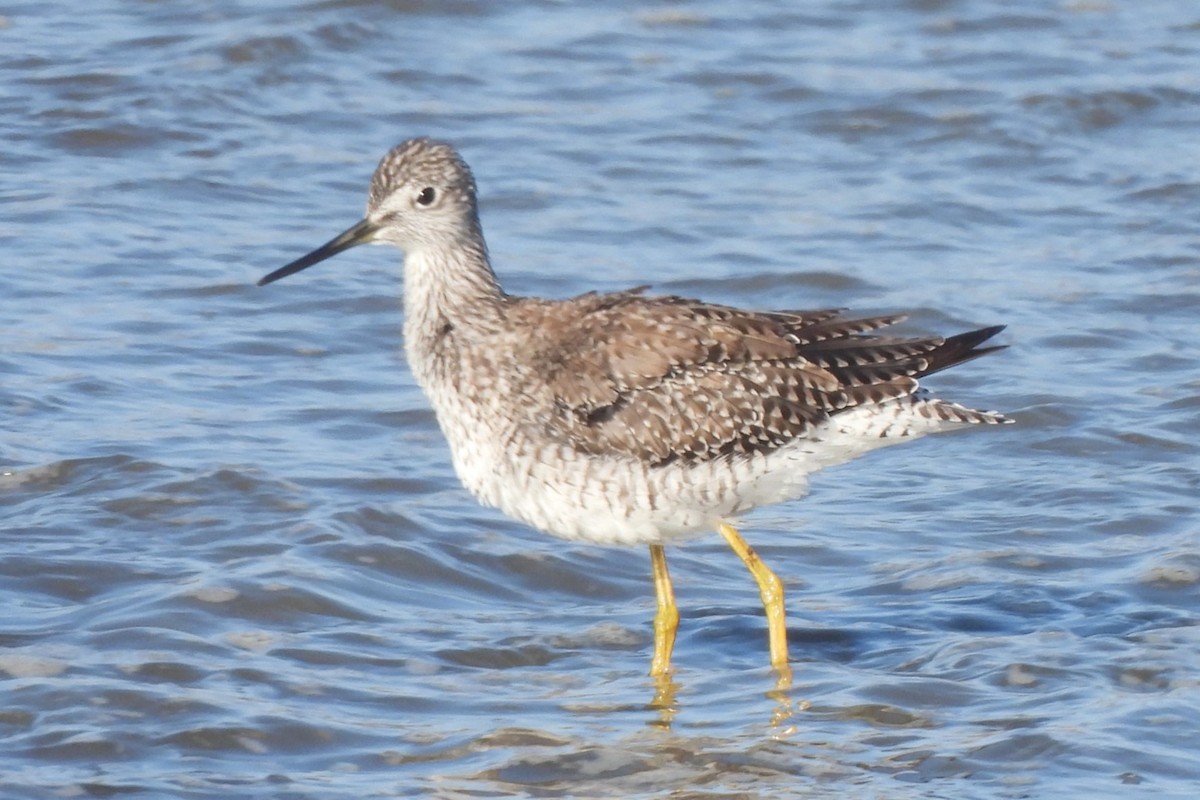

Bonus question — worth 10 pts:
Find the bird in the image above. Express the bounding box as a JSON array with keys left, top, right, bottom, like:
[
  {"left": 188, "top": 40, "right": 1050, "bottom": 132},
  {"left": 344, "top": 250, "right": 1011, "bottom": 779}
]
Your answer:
[{"left": 258, "top": 137, "right": 1008, "bottom": 678}]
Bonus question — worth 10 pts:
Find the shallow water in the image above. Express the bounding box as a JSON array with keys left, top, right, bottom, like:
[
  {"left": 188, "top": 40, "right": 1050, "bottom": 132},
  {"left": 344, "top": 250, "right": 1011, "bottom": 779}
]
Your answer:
[{"left": 3, "top": 1, "right": 1199, "bottom": 797}]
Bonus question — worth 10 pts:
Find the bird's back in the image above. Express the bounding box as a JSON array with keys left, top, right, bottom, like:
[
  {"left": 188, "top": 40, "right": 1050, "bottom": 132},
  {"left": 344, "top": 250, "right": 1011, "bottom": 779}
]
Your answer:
[{"left": 503, "top": 289, "right": 1006, "bottom": 464}]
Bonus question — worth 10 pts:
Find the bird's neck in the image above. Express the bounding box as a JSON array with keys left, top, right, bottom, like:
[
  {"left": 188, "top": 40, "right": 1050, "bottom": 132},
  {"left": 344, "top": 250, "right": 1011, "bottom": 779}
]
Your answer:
[
  {"left": 402, "top": 239, "right": 507, "bottom": 392},
  {"left": 403, "top": 233, "right": 506, "bottom": 322}
]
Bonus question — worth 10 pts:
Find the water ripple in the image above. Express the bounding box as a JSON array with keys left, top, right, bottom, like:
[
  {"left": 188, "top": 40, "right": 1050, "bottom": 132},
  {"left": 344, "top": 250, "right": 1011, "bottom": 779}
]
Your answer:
[{"left": 3, "top": 1, "right": 1200, "bottom": 797}]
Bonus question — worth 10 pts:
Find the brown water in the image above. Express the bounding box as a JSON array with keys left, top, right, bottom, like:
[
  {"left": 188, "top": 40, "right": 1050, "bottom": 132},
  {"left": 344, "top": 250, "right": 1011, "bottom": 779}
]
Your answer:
[{"left": 3, "top": 1, "right": 1199, "bottom": 797}]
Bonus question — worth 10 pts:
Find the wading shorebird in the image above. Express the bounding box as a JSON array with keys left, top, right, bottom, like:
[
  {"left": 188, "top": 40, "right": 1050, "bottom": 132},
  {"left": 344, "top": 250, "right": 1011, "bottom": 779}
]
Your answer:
[{"left": 258, "top": 138, "right": 1008, "bottom": 678}]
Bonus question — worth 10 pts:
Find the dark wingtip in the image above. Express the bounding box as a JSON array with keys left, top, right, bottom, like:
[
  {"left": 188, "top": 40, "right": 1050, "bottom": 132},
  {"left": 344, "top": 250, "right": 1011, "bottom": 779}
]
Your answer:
[{"left": 921, "top": 324, "right": 1008, "bottom": 377}]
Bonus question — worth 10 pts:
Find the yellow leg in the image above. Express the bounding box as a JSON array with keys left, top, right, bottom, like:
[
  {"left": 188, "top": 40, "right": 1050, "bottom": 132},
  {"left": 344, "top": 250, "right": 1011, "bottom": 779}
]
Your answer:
[
  {"left": 648, "top": 544, "right": 679, "bottom": 677},
  {"left": 718, "top": 522, "right": 790, "bottom": 671}
]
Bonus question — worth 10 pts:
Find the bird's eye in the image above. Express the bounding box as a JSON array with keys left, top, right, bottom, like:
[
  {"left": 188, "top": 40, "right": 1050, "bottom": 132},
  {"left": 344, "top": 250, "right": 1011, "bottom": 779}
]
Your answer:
[{"left": 416, "top": 187, "right": 436, "bottom": 206}]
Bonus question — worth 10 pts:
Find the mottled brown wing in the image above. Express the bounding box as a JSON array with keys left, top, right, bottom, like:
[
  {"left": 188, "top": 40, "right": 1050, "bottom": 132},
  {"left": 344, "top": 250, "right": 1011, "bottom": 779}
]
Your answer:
[{"left": 513, "top": 291, "right": 1002, "bottom": 465}]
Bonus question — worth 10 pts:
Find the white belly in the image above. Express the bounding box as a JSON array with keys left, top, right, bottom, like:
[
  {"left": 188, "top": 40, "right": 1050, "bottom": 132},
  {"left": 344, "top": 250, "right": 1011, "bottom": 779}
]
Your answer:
[{"left": 429, "top": 367, "right": 985, "bottom": 545}]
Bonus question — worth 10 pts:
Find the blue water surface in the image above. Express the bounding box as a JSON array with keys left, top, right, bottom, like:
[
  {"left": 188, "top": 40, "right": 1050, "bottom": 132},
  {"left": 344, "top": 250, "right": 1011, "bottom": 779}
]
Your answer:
[{"left": 3, "top": 1, "right": 1199, "bottom": 797}]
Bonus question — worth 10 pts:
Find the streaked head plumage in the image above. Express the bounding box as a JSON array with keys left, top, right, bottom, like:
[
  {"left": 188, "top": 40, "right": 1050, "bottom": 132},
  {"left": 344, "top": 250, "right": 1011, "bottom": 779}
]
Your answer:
[{"left": 368, "top": 138, "right": 476, "bottom": 214}]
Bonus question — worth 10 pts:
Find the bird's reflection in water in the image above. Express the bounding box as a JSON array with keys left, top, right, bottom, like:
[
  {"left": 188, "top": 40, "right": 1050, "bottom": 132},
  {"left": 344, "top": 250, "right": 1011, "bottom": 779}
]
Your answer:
[
  {"left": 647, "top": 674, "right": 680, "bottom": 730},
  {"left": 646, "top": 663, "right": 807, "bottom": 731}
]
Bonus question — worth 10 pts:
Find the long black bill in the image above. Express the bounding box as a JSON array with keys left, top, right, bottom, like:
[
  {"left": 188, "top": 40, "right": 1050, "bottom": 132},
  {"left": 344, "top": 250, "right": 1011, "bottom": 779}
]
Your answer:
[{"left": 257, "top": 218, "right": 379, "bottom": 286}]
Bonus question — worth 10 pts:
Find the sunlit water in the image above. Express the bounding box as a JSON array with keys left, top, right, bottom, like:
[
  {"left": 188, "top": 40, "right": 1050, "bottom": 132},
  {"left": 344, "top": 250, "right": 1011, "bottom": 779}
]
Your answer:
[{"left": 3, "top": 1, "right": 1199, "bottom": 797}]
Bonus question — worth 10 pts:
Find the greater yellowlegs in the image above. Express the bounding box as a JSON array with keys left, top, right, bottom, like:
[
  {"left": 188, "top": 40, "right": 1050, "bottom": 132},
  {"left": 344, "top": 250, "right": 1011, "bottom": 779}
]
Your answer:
[{"left": 258, "top": 138, "right": 1008, "bottom": 677}]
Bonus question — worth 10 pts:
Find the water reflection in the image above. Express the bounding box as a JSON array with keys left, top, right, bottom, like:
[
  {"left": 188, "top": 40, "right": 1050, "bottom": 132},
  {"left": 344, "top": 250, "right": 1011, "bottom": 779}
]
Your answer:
[
  {"left": 646, "top": 663, "right": 803, "bottom": 731},
  {"left": 647, "top": 673, "right": 680, "bottom": 730},
  {"left": 768, "top": 664, "right": 805, "bottom": 732}
]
